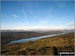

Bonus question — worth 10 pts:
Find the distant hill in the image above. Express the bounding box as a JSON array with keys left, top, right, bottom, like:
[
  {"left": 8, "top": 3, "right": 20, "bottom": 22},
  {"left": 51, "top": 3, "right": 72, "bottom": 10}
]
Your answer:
[
  {"left": 1, "top": 29, "right": 74, "bottom": 33},
  {"left": 1, "top": 30, "right": 64, "bottom": 46}
]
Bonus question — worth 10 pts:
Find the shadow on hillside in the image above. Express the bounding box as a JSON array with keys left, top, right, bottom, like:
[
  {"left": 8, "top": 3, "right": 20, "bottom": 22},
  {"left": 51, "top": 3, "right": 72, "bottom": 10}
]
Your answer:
[{"left": 53, "top": 46, "right": 58, "bottom": 55}]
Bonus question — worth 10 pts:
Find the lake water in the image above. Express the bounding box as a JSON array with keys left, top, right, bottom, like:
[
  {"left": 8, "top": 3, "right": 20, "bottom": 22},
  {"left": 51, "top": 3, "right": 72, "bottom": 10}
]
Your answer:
[{"left": 7, "top": 33, "right": 65, "bottom": 45}]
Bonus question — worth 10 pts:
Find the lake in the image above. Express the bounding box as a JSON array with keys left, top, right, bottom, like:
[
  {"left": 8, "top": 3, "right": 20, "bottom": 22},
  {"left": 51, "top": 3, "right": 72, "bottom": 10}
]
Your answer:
[{"left": 7, "top": 33, "right": 65, "bottom": 45}]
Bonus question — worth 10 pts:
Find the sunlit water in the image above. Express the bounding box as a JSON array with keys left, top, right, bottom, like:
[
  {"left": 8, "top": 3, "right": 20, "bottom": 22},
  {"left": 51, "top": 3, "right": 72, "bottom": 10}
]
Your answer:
[{"left": 7, "top": 33, "right": 65, "bottom": 45}]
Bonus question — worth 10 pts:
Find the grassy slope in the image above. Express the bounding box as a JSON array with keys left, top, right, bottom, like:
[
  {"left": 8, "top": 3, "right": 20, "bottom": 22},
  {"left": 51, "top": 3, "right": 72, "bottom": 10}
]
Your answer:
[{"left": 1, "top": 33, "right": 74, "bottom": 55}]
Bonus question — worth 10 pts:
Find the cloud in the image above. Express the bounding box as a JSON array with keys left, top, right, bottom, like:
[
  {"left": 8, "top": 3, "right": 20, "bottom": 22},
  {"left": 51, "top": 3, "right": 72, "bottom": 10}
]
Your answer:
[
  {"left": 64, "top": 21, "right": 74, "bottom": 29},
  {"left": 66, "top": 21, "right": 74, "bottom": 26},
  {"left": 2, "top": 23, "right": 74, "bottom": 30},
  {"left": 58, "top": 21, "right": 74, "bottom": 30},
  {"left": 22, "top": 9, "right": 28, "bottom": 19},
  {"left": 12, "top": 14, "right": 18, "bottom": 18}
]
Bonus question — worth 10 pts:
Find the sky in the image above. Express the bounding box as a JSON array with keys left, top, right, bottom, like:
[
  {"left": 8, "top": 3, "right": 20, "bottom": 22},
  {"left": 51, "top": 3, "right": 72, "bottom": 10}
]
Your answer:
[{"left": 1, "top": 1, "right": 74, "bottom": 30}]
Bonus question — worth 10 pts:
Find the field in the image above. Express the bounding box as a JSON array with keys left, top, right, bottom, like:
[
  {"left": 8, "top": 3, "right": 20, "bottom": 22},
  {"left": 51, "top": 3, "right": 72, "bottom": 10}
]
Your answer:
[{"left": 1, "top": 32, "right": 74, "bottom": 55}]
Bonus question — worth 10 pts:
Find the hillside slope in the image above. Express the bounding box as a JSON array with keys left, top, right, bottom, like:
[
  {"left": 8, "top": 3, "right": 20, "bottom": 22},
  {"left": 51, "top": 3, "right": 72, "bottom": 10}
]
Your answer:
[{"left": 1, "top": 33, "right": 74, "bottom": 55}]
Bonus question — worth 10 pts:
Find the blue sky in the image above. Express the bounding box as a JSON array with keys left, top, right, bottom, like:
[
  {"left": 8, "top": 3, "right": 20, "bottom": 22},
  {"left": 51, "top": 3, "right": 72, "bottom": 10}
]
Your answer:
[{"left": 1, "top": 1, "right": 74, "bottom": 30}]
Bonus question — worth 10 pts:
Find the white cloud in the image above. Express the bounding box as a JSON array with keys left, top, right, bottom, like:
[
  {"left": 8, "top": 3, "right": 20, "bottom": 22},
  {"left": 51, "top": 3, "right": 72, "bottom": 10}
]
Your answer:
[
  {"left": 12, "top": 14, "right": 18, "bottom": 18},
  {"left": 22, "top": 9, "right": 28, "bottom": 19},
  {"left": 1, "top": 24, "right": 74, "bottom": 30},
  {"left": 2, "top": 19, "right": 74, "bottom": 30},
  {"left": 64, "top": 21, "right": 74, "bottom": 29},
  {"left": 1, "top": 25, "right": 66, "bottom": 30},
  {"left": 57, "top": 21, "right": 74, "bottom": 30},
  {"left": 66, "top": 21, "right": 74, "bottom": 26}
]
